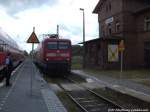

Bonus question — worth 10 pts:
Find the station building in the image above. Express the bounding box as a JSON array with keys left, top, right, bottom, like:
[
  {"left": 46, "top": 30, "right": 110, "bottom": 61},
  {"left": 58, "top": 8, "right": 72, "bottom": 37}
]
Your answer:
[{"left": 84, "top": 0, "right": 150, "bottom": 69}]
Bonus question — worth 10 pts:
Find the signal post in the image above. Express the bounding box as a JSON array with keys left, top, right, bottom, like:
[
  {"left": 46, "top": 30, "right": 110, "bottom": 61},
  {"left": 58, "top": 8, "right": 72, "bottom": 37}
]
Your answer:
[
  {"left": 118, "top": 40, "right": 125, "bottom": 84},
  {"left": 27, "top": 27, "right": 39, "bottom": 96},
  {"left": 118, "top": 40, "right": 125, "bottom": 73}
]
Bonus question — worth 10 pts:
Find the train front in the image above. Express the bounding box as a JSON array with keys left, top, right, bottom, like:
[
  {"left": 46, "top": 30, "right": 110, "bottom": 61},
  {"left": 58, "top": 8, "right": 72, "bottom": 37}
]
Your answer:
[{"left": 44, "top": 39, "right": 71, "bottom": 73}]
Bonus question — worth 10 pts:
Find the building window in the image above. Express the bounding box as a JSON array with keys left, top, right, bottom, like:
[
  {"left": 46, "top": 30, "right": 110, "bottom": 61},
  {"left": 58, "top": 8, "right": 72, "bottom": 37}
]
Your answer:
[
  {"left": 108, "top": 23, "right": 112, "bottom": 35},
  {"left": 115, "top": 22, "right": 120, "bottom": 32},
  {"left": 144, "top": 17, "right": 150, "bottom": 31}
]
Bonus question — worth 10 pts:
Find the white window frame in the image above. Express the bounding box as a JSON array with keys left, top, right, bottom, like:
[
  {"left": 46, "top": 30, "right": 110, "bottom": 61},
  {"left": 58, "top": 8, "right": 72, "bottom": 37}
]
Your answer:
[{"left": 144, "top": 17, "right": 150, "bottom": 31}]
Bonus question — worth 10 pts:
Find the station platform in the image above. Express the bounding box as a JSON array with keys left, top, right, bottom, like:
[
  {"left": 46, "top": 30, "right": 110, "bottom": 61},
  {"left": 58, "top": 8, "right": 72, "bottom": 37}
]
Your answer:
[
  {"left": 72, "top": 70, "right": 150, "bottom": 103},
  {"left": 0, "top": 59, "right": 67, "bottom": 112}
]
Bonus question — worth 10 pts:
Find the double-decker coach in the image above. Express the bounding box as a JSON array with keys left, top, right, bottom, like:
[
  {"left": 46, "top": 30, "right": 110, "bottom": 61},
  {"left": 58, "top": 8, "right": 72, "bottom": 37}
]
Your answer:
[
  {"left": 0, "top": 28, "right": 24, "bottom": 81},
  {"left": 35, "top": 34, "right": 71, "bottom": 74}
]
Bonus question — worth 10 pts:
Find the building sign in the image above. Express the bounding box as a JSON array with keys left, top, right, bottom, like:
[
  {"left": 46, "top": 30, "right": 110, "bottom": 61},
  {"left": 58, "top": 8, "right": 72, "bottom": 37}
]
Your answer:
[
  {"left": 105, "top": 17, "right": 114, "bottom": 24},
  {"left": 108, "top": 44, "right": 119, "bottom": 62}
]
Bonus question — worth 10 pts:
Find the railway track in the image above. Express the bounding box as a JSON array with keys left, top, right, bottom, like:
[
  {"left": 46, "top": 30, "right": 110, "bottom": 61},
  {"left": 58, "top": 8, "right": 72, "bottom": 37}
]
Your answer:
[
  {"left": 59, "top": 77, "right": 123, "bottom": 112},
  {"left": 42, "top": 71, "right": 150, "bottom": 111},
  {"left": 65, "top": 76, "right": 150, "bottom": 111}
]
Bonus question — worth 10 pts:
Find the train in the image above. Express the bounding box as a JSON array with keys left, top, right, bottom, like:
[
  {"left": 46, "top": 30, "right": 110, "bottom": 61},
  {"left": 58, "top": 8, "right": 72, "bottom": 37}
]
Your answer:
[
  {"left": 35, "top": 34, "right": 72, "bottom": 74},
  {"left": 0, "top": 28, "right": 24, "bottom": 81}
]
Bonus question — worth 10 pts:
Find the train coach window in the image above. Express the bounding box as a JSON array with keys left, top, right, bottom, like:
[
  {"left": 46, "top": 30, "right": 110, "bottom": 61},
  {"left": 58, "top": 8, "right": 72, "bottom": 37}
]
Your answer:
[
  {"left": 47, "top": 42, "right": 57, "bottom": 50},
  {"left": 58, "top": 42, "right": 70, "bottom": 49},
  {"left": 0, "top": 46, "right": 3, "bottom": 52}
]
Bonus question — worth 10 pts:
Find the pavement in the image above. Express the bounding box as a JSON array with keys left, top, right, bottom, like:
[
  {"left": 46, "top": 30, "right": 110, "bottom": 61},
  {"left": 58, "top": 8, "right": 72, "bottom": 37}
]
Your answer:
[
  {"left": 1, "top": 59, "right": 149, "bottom": 112},
  {"left": 0, "top": 59, "right": 67, "bottom": 112},
  {"left": 71, "top": 70, "right": 150, "bottom": 103}
]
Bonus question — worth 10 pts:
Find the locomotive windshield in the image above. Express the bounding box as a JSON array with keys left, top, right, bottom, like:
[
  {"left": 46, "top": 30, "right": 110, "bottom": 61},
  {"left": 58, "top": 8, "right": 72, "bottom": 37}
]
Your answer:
[
  {"left": 47, "top": 42, "right": 57, "bottom": 50},
  {"left": 47, "top": 41, "right": 70, "bottom": 50},
  {"left": 58, "top": 42, "right": 70, "bottom": 49}
]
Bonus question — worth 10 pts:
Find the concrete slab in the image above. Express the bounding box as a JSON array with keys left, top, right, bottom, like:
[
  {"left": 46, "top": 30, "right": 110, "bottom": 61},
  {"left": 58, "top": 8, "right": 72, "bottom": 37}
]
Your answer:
[
  {"left": 49, "top": 84, "right": 63, "bottom": 92},
  {"left": 61, "top": 83, "right": 84, "bottom": 91},
  {"left": 81, "top": 82, "right": 106, "bottom": 90},
  {"left": 0, "top": 80, "right": 4, "bottom": 88},
  {"left": 72, "top": 70, "right": 150, "bottom": 103}
]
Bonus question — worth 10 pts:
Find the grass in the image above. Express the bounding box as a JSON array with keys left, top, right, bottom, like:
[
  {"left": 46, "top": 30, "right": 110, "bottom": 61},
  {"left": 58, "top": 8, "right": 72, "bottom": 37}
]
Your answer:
[
  {"left": 71, "top": 55, "right": 150, "bottom": 87},
  {"left": 83, "top": 69, "right": 150, "bottom": 87},
  {"left": 84, "top": 69, "right": 150, "bottom": 79},
  {"left": 43, "top": 75, "right": 82, "bottom": 112},
  {"left": 133, "top": 80, "right": 150, "bottom": 87}
]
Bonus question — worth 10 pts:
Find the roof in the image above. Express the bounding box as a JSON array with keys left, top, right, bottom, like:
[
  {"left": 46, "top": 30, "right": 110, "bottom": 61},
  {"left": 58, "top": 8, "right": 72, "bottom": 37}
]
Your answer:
[
  {"left": 79, "top": 38, "right": 100, "bottom": 44},
  {"left": 43, "top": 38, "right": 71, "bottom": 43},
  {"left": 93, "top": 0, "right": 105, "bottom": 13},
  {"left": 79, "top": 36, "right": 124, "bottom": 44},
  {"left": 93, "top": 0, "right": 150, "bottom": 14},
  {"left": 0, "top": 28, "right": 19, "bottom": 49},
  {"left": 133, "top": 6, "right": 150, "bottom": 15}
]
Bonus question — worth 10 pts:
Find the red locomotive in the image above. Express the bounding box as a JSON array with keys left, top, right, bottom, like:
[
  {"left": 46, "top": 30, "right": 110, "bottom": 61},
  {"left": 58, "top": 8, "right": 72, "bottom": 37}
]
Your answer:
[
  {"left": 0, "top": 29, "right": 24, "bottom": 80},
  {"left": 35, "top": 34, "right": 72, "bottom": 74}
]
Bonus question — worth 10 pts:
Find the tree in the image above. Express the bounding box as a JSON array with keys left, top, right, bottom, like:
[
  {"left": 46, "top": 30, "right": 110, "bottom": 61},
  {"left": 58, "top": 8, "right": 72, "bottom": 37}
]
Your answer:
[{"left": 72, "top": 45, "right": 83, "bottom": 56}]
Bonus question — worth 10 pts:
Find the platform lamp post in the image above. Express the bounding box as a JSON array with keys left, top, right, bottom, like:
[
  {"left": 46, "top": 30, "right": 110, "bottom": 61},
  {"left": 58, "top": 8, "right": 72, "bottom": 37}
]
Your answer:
[{"left": 80, "top": 8, "right": 85, "bottom": 68}]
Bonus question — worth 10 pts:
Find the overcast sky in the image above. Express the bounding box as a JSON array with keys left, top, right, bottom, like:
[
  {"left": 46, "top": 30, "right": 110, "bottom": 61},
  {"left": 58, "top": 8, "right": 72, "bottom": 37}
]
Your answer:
[{"left": 0, "top": 0, "right": 99, "bottom": 52}]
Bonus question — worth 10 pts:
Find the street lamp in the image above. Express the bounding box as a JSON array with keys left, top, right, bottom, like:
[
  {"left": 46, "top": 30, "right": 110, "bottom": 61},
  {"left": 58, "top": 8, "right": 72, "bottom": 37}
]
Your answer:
[
  {"left": 80, "top": 8, "right": 85, "bottom": 68},
  {"left": 80, "top": 8, "right": 85, "bottom": 43}
]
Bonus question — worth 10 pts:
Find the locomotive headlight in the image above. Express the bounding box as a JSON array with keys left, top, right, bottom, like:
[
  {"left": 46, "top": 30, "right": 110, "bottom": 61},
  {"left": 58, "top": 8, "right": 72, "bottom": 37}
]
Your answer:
[
  {"left": 46, "top": 53, "right": 56, "bottom": 57},
  {"left": 66, "top": 58, "right": 70, "bottom": 61},
  {"left": 60, "top": 53, "right": 69, "bottom": 57},
  {"left": 46, "top": 58, "right": 49, "bottom": 61}
]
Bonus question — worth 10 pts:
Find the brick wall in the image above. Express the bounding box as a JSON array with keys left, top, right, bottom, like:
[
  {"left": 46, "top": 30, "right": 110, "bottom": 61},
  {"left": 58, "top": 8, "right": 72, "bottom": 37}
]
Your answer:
[{"left": 88, "top": 0, "right": 150, "bottom": 69}]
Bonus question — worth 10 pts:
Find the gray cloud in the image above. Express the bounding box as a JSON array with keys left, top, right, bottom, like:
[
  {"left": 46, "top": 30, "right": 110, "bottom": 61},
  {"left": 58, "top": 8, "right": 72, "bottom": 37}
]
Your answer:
[
  {"left": 0, "top": 0, "right": 58, "bottom": 15},
  {"left": 60, "top": 24, "right": 82, "bottom": 35}
]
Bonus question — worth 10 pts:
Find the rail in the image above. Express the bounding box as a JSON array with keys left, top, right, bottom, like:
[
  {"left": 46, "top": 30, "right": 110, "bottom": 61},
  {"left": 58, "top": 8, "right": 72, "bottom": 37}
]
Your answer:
[{"left": 59, "top": 76, "right": 123, "bottom": 112}]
